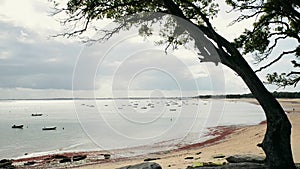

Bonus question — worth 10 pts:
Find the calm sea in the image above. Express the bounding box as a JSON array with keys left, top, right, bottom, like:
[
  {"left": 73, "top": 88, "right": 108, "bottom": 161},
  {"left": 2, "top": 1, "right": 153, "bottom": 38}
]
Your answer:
[{"left": 0, "top": 99, "right": 265, "bottom": 159}]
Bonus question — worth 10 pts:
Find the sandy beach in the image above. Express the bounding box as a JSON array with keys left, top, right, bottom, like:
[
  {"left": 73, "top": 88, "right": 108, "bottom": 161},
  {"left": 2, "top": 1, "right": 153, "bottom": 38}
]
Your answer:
[{"left": 9, "top": 99, "right": 300, "bottom": 169}]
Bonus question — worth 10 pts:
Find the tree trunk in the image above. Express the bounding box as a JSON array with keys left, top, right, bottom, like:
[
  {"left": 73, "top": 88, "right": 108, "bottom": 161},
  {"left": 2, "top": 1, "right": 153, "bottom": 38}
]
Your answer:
[
  {"left": 225, "top": 54, "right": 296, "bottom": 169},
  {"left": 161, "top": 1, "right": 296, "bottom": 168},
  {"left": 195, "top": 23, "right": 297, "bottom": 169}
]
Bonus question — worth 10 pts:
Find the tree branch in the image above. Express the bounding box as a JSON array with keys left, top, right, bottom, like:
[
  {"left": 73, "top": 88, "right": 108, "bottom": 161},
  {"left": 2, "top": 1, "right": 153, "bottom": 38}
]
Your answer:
[
  {"left": 255, "top": 50, "right": 297, "bottom": 73},
  {"left": 287, "top": 71, "right": 300, "bottom": 76}
]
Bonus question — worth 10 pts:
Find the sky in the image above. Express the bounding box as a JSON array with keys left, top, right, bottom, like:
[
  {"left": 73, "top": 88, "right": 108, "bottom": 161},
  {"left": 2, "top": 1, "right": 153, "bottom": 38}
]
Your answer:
[{"left": 0, "top": 0, "right": 298, "bottom": 99}]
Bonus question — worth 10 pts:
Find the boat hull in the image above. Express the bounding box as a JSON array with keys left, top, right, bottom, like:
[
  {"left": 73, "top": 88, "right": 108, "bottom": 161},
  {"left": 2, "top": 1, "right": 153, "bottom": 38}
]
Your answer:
[
  {"left": 42, "top": 127, "right": 56, "bottom": 131},
  {"left": 12, "top": 125, "right": 23, "bottom": 129}
]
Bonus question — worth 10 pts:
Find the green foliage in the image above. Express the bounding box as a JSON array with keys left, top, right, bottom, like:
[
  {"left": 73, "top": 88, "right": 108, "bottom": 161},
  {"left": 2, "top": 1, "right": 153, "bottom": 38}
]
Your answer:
[
  {"left": 54, "top": 0, "right": 220, "bottom": 35},
  {"left": 53, "top": 0, "right": 221, "bottom": 54},
  {"left": 55, "top": 0, "right": 299, "bottom": 88},
  {"left": 266, "top": 72, "right": 300, "bottom": 87},
  {"left": 227, "top": 0, "right": 300, "bottom": 87},
  {"left": 229, "top": 0, "right": 299, "bottom": 55},
  {"left": 235, "top": 28, "right": 270, "bottom": 55},
  {"left": 296, "top": 46, "right": 300, "bottom": 57}
]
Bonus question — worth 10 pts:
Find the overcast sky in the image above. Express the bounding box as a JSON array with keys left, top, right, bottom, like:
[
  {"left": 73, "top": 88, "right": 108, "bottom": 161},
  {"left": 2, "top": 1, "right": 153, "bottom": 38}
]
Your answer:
[{"left": 0, "top": 0, "right": 298, "bottom": 99}]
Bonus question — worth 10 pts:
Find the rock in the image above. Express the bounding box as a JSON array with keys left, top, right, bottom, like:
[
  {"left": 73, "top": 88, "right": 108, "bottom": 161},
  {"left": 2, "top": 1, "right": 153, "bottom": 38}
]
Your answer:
[
  {"left": 24, "top": 161, "right": 36, "bottom": 166},
  {"left": 189, "top": 161, "right": 224, "bottom": 168},
  {"left": 226, "top": 154, "right": 265, "bottom": 163},
  {"left": 223, "top": 163, "right": 266, "bottom": 169},
  {"left": 118, "top": 162, "right": 162, "bottom": 169},
  {"left": 185, "top": 156, "right": 194, "bottom": 160},
  {"left": 213, "top": 154, "right": 226, "bottom": 159},
  {"left": 204, "top": 162, "right": 224, "bottom": 167},
  {"left": 187, "top": 162, "right": 266, "bottom": 169},
  {"left": 144, "top": 157, "right": 161, "bottom": 161},
  {"left": 73, "top": 155, "right": 87, "bottom": 161},
  {"left": 52, "top": 154, "right": 68, "bottom": 159},
  {"left": 59, "top": 157, "right": 71, "bottom": 163},
  {"left": 0, "top": 159, "right": 13, "bottom": 168},
  {"left": 104, "top": 154, "right": 111, "bottom": 159},
  {"left": 187, "top": 162, "right": 300, "bottom": 169},
  {"left": 0, "top": 159, "right": 12, "bottom": 165}
]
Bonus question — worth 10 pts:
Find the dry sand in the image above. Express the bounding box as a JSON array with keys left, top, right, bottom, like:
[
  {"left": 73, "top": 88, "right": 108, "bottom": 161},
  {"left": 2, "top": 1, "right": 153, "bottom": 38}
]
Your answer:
[{"left": 76, "top": 99, "right": 300, "bottom": 169}]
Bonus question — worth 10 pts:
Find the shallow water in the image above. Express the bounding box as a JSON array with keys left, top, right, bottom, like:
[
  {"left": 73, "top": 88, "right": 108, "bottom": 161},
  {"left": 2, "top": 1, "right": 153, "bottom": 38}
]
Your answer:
[{"left": 0, "top": 99, "right": 265, "bottom": 159}]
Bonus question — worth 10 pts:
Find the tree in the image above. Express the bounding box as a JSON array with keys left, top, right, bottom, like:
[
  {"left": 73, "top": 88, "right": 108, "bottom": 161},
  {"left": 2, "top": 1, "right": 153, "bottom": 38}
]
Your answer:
[
  {"left": 53, "top": 0, "right": 297, "bottom": 168},
  {"left": 226, "top": 0, "right": 300, "bottom": 88}
]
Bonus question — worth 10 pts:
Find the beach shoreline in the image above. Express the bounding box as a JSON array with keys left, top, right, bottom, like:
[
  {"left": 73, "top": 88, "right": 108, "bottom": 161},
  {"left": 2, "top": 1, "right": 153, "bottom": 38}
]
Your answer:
[
  {"left": 12, "top": 125, "right": 242, "bottom": 169},
  {"left": 7, "top": 98, "right": 300, "bottom": 168}
]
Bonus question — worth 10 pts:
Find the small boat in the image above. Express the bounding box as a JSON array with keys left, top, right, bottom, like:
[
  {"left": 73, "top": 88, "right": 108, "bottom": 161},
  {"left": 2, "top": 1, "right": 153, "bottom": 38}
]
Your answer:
[
  {"left": 31, "top": 113, "right": 43, "bottom": 116},
  {"left": 12, "top": 124, "right": 24, "bottom": 129},
  {"left": 42, "top": 126, "right": 56, "bottom": 131}
]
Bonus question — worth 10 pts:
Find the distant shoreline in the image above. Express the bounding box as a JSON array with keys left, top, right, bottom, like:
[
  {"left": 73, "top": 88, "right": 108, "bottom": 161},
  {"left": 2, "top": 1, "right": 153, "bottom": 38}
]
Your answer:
[{"left": 1, "top": 91, "right": 300, "bottom": 100}]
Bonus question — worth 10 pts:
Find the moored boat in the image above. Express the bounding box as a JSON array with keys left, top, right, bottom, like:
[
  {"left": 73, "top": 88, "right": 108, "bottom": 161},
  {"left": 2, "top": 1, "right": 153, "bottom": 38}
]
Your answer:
[
  {"left": 12, "top": 124, "right": 24, "bottom": 129},
  {"left": 42, "top": 126, "right": 56, "bottom": 131},
  {"left": 31, "top": 113, "right": 43, "bottom": 116}
]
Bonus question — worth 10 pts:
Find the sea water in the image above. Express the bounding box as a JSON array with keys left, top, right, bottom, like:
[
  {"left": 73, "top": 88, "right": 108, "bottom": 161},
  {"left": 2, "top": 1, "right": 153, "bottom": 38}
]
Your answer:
[{"left": 0, "top": 99, "right": 265, "bottom": 159}]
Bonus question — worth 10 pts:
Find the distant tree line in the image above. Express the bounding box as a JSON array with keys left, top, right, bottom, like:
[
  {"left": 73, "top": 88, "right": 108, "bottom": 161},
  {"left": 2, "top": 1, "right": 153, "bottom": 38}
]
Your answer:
[{"left": 197, "top": 92, "right": 300, "bottom": 99}]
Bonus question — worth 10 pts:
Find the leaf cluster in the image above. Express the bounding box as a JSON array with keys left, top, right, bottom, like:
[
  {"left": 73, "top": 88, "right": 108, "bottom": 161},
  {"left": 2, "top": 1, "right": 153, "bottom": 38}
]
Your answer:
[
  {"left": 227, "top": 0, "right": 300, "bottom": 87},
  {"left": 52, "top": 0, "right": 219, "bottom": 38}
]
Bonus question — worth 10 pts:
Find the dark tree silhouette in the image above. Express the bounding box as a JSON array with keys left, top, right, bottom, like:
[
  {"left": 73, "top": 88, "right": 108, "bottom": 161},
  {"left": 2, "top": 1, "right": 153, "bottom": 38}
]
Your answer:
[
  {"left": 226, "top": 0, "right": 300, "bottom": 88},
  {"left": 52, "top": 0, "right": 298, "bottom": 168}
]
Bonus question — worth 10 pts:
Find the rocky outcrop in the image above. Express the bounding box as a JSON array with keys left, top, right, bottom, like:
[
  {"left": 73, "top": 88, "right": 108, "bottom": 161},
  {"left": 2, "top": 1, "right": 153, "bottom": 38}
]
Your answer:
[
  {"left": 23, "top": 161, "right": 36, "bottom": 166},
  {"left": 0, "top": 159, "right": 15, "bottom": 169},
  {"left": 73, "top": 155, "right": 87, "bottom": 161},
  {"left": 187, "top": 162, "right": 265, "bottom": 169},
  {"left": 187, "top": 154, "right": 265, "bottom": 169},
  {"left": 103, "top": 154, "right": 111, "bottom": 159},
  {"left": 186, "top": 154, "right": 300, "bottom": 169},
  {"left": 59, "top": 157, "right": 71, "bottom": 163},
  {"left": 118, "top": 162, "right": 162, "bottom": 169},
  {"left": 226, "top": 154, "right": 265, "bottom": 163},
  {"left": 144, "top": 157, "right": 161, "bottom": 161}
]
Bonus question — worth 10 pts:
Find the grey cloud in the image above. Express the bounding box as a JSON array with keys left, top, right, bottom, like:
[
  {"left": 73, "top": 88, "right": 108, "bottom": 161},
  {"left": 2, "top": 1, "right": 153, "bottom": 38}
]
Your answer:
[
  {"left": 0, "top": 21, "right": 81, "bottom": 90},
  {"left": 72, "top": 35, "right": 226, "bottom": 92},
  {"left": 0, "top": 19, "right": 226, "bottom": 94}
]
